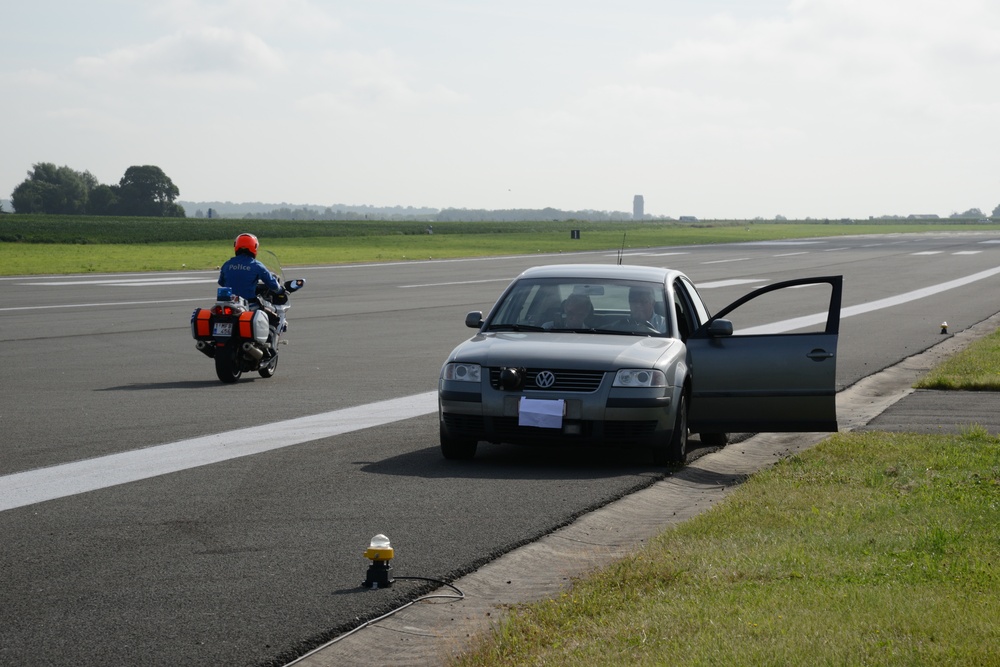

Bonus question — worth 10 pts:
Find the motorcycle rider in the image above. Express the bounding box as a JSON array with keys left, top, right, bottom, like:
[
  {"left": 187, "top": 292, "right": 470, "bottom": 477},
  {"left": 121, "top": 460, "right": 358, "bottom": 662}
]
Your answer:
[
  {"left": 219, "top": 233, "right": 284, "bottom": 360},
  {"left": 218, "top": 233, "right": 283, "bottom": 301}
]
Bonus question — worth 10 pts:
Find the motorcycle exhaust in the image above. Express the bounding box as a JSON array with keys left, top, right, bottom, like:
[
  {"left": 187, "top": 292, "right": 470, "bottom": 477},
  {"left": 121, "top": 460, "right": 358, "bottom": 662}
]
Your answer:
[
  {"left": 195, "top": 341, "right": 215, "bottom": 358},
  {"left": 242, "top": 341, "right": 264, "bottom": 361}
]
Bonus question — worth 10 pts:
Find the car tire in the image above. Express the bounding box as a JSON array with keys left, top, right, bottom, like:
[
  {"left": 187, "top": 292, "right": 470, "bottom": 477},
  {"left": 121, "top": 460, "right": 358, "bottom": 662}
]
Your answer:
[
  {"left": 655, "top": 391, "right": 688, "bottom": 466},
  {"left": 440, "top": 425, "right": 478, "bottom": 460},
  {"left": 699, "top": 432, "right": 728, "bottom": 447}
]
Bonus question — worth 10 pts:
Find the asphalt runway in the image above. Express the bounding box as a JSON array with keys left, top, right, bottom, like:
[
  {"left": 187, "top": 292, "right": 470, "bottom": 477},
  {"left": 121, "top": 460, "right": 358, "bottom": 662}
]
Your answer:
[{"left": 2, "top": 230, "right": 1000, "bottom": 666}]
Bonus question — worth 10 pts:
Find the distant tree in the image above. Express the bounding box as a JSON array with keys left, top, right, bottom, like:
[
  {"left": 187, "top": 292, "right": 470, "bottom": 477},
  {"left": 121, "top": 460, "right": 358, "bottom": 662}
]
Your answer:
[
  {"left": 116, "top": 165, "right": 184, "bottom": 217},
  {"left": 10, "top": 180, "right": 52, "bottom": 213},
  {"left": 992, "top": 203, "right": 1000, "bottom": 217},
  {"left": 87, "top": 184, "right": 120, "bottom": 215},
  {"left": 950, "top": 208, "right": 985, "bottom": 219},
  {"left": 10, "top": 163, "right": 94, "bottom": 214}
]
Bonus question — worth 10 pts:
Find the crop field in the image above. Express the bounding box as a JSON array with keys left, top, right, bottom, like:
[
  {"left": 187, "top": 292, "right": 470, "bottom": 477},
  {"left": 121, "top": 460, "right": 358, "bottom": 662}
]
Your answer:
[{"left": 1, "top": 214, "right": 998, "bottom": 275}]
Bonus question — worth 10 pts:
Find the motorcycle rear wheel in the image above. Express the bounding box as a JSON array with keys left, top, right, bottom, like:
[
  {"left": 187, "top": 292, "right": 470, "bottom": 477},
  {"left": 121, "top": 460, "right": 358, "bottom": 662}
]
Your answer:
[
  {"left": 258, "top": 352, "right": 278, "bottom": 378},
  {"left": 214, "top": 344, "right": 243, "bottom": 383}
]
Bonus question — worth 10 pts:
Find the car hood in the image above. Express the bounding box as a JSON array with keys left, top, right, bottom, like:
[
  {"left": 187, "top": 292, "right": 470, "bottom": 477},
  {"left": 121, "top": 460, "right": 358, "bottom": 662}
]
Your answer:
[{"left": 448, "top": 332, "right": 681, "bottom": 369}]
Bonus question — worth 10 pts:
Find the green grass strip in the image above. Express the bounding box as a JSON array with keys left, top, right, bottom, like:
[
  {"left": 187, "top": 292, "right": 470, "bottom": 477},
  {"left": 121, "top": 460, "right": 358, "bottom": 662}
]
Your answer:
[
  {"left": 916, "top": 328, "right": 1000, "bottom": 390},
  {"left": 3, "top": 218, "right": 1000, "bottom": 275},
  {"left": 455, "top": 430, "right": 1000, "bottom": 666}
]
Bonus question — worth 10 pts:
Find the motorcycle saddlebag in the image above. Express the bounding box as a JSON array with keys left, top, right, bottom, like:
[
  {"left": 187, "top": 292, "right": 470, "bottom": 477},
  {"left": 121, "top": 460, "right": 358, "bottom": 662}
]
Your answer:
[
  {"left": 191, "top": 308, "right": 213, "bottom": 340},
  {"left": 239, "top": 309, "right": 270, "bottom": 344}
]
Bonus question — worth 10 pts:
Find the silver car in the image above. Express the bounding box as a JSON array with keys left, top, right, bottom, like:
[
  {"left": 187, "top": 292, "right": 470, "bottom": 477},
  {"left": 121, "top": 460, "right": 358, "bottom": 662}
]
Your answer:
[{"left": 438, "top": 264, "right": 842, "bottom": 464}]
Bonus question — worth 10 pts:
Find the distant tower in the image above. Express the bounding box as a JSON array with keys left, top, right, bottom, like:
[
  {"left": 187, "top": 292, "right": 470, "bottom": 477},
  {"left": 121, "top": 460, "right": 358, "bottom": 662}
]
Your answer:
[{"left": 633, "top": 195, "right": 644, "bottom": 220}]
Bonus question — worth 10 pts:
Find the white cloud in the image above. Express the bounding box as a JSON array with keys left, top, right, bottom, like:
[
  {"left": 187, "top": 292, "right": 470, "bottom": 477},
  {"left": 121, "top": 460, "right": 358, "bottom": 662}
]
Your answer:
[
  {"left": 73, "top": 27, "right": 284, "bottom": 88},
  {"left": 150, "top": 0, "right": 342, "bottom": 37},
  {"left": 294, "top": 49, "right": 469, "bottom": 114}
]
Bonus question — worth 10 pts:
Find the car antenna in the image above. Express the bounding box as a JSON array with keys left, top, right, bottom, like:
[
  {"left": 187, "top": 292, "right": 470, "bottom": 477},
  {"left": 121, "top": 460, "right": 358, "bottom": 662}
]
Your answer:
[{"left": 618, "top": 233, "right": 626, "bottom": 265}]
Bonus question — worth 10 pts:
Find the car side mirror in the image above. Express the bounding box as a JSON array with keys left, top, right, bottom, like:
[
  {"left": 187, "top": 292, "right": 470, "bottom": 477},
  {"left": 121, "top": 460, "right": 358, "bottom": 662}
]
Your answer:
[
  {"left": 707, "top": 318, "right": 733, "bottom": 337},
  {"left": 465, "top": 311, "right": 484, "bottom": 328}
]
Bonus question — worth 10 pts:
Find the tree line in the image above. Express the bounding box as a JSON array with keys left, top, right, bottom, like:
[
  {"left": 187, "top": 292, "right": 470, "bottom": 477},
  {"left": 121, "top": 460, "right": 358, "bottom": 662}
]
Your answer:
[{"left": 9, "top": 163, "right": 184, "bottom": 217}]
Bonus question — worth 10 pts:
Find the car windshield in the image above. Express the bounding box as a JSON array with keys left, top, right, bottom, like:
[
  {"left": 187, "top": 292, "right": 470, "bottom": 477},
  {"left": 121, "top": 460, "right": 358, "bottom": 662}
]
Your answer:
[{"left": 485, "top": 277, "right": 671, "bottom": 336}]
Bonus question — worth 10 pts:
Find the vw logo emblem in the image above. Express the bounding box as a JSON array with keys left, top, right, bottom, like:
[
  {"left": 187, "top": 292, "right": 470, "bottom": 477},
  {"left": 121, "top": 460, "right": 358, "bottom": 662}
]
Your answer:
[{"left": 535, "top": 370, "right": 556, "bottom": 388}]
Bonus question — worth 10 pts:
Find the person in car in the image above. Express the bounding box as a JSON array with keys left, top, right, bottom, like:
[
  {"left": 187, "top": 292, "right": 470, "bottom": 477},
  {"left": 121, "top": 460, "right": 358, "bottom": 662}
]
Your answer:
[
  {"left": 545, "top": 293, "right": 595, "bottom": 329},
  {"left": 218, "top": 233, "right": 283, "bottom": 302},
  {"left": 624, "top": 286, "right": 665, "bottom": 332}
]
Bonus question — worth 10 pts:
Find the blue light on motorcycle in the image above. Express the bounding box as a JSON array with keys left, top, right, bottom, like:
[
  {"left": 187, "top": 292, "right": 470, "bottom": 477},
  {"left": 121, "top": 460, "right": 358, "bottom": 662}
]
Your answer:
[{"left": 217, "top": 287, "right": 233, "bottom": 301}]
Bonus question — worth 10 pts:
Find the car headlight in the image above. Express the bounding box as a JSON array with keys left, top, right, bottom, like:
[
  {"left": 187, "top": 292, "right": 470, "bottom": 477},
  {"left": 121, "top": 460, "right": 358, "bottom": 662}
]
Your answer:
[
  {"left": 613, "top": 369, "right": 667, "bottom": 387},
  {"left": 443, "top": 362, "right": 482, "bottom": 382}
]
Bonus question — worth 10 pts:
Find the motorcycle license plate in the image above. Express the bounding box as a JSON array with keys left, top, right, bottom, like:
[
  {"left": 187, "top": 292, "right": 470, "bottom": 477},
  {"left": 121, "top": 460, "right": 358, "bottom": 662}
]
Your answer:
[{"left": 213, "top": 322, "right": 233, "bottom": 337}]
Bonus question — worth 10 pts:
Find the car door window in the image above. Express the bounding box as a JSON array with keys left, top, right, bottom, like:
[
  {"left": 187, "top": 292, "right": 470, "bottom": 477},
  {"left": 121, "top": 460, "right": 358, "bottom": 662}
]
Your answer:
[
  {"left": 678, "top": 277, "right": 710, "bottom": 326},
  {"left": 704, "top": 276, "right": 841, "bottom": 336},
  {"left": 687, "top": 276, "right": 843, "bottom": 433},
  {"left": 672, "top": 278, "right": 703, "bottom": 341}
]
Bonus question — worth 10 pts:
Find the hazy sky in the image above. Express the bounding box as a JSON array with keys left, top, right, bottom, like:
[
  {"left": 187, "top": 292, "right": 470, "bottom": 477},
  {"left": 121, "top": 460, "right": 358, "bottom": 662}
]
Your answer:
[{"left": 5, "top": 1, "right": 999, "bottom": 218}]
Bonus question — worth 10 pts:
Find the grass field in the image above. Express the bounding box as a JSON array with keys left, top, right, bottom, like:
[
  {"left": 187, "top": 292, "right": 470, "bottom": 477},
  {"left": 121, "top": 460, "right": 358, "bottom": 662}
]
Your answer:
[
  {"left": 2, "top": 215, "right": 999, "bottom": 275},
  {"left": 449, "top": 334, "right": 1000, "bottom": 666}
]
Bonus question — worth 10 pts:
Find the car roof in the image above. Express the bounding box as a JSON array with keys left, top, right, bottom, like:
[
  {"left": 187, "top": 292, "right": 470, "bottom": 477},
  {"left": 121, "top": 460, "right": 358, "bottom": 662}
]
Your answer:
[{"left": 516, "top": 264, "right": 684, "bottom": 283}]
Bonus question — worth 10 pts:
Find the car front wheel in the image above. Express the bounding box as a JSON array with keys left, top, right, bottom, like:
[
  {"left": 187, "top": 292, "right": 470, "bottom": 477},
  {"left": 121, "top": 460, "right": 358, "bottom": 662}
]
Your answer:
[
  {"left": 440, "top": 424, "right": 478, "bottom": 460},
  {"left": 654, "top": 392, "right": 688, "bottom": 466}
]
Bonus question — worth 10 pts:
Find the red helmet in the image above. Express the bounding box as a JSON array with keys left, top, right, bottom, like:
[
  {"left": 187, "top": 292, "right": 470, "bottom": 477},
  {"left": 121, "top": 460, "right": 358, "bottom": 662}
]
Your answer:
[{"left": 234, "top": 233, "right": 259, "bottom": 257}]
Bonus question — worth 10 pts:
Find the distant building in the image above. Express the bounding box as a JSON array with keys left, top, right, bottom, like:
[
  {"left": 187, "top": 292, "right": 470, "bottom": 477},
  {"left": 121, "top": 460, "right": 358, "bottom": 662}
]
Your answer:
[{"left": 633, "top": 195, "right": 644, "bottom": 220}]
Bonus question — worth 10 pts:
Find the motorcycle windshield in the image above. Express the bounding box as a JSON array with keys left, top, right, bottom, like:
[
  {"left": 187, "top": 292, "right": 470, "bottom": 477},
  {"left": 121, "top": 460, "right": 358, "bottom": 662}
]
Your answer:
[{"left": 258, "top": 249, "right": 285, "bottom": 286}]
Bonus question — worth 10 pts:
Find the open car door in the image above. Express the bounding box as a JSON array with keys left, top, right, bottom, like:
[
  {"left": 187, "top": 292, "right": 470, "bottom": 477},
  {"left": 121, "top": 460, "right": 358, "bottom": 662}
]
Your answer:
[{"left": 686, "top": 276, "right": 843, "bottom": 433}]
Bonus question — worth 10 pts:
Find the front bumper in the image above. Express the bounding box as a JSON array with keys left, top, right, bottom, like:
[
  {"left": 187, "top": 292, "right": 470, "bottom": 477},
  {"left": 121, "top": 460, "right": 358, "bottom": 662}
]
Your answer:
[{"left": 438, "top": 375, "right": 676, "bottom": 447}]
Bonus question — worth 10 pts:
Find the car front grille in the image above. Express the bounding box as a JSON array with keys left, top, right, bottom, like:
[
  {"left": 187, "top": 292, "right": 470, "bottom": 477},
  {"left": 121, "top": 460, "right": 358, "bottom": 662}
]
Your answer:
[{"left": 488, "top": 368, "right": 605, "bottom": 392}]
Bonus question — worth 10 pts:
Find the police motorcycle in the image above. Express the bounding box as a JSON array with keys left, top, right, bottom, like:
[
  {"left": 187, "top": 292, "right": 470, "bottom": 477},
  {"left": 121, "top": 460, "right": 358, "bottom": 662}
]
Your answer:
[{"left": 190, "top": 250, "right": 305, "bottom": 383}]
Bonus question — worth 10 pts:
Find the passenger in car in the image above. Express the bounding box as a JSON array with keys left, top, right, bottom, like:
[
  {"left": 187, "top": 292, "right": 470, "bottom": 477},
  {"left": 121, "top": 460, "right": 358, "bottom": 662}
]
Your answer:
[
  {"left": 627, "top": 286, "right": 666, "bottom": 332},
  {"left": 544, "top": 293, "right": 595, "bottom": 329}
]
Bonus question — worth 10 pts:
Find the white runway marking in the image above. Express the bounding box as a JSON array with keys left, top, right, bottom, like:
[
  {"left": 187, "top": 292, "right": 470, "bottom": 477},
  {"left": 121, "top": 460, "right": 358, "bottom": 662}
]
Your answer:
[
  {"left": 18, "top": 277, "right": 216, "bottom": 286},
  {"left": 0, "top": 392, "right": 438, "bottom": 513},
  {"left": 400, "top": 278, "right": 510, "bottom": 288},
  {"left": 0, "top": 298, "right": 207, "bottom": 312},
  {"left": 741, "top": 265, "right": 1000, "bottom": 335},
  {"left": 738, "top": 241, "right": 824, "bottom": 246},
  {"left": 697, "top": 279, "right": 768, "bottom": 289}
]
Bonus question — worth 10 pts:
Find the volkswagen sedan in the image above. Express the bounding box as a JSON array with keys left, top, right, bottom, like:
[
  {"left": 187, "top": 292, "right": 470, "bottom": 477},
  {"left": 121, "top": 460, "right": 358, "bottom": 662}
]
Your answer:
[{"left": 438, "top": 264, "right": 842, "bottom": 464}]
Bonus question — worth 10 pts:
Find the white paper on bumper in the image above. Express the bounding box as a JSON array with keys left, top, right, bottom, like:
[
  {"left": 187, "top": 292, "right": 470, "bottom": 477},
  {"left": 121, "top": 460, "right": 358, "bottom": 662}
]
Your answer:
[{"left": 518, "top": 397, "right": 564, "bottom": 429}]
